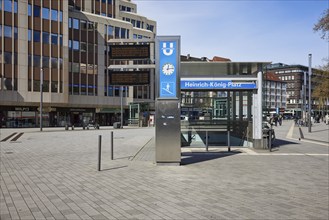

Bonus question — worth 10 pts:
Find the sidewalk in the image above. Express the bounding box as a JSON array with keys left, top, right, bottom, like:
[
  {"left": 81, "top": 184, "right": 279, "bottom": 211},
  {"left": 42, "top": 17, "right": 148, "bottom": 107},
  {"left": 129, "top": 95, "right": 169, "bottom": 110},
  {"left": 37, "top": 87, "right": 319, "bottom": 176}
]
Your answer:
[
  {"left": 295, "top": 121, "right": 329, "bottom": 143},
  {"left": 1, "top": 125, "right": 328, "bottom": 220}
]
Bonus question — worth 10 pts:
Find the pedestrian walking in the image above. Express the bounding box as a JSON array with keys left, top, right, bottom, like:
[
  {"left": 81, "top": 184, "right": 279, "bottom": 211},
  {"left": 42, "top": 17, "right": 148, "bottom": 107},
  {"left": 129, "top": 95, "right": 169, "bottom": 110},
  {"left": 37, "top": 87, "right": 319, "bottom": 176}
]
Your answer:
[{"left": 278, "top": 114, "right": 282, "bottom": 126}]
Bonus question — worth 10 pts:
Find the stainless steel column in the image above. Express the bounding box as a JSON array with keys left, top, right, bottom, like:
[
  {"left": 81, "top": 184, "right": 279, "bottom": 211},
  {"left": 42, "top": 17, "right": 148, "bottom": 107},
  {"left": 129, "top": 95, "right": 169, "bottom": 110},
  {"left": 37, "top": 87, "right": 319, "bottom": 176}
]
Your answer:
[
  {"left": 155, "top": 36, "right": 181, "bottom": 165},
  {"left": 155, "top": 100, "right": 181, "bottom": 164}
]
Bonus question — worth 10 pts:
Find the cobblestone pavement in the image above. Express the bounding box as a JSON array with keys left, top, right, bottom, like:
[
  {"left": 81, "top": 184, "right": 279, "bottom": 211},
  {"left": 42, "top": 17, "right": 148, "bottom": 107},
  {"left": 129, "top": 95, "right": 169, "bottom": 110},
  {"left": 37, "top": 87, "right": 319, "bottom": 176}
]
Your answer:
[{"left": 0, "top": 123, "right": 328, "bottom": 220}]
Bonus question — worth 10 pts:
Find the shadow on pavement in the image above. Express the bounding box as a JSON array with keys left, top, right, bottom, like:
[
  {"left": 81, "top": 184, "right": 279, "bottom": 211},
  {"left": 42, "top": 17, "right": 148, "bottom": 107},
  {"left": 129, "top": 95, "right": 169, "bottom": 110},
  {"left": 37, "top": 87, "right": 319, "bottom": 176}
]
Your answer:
[
  {"left": 181, "top": 151, "right": 241, "bottom": 165},
  {"left": 273, "top": 138, "right": 299, "bottom": 147}
]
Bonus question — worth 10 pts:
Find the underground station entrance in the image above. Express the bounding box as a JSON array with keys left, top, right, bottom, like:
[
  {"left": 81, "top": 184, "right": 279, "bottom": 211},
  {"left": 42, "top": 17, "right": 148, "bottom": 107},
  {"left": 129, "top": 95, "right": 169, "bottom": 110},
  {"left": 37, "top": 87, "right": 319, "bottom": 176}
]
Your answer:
[
  {"left": 179, "top": 62, "right": 266, "bottom": 152},
  {"left": 180, "top": 90, "right": 254, "bottom": 150},
  {"left": 154, "top": 36, "right": 268, "bottom": 165}
]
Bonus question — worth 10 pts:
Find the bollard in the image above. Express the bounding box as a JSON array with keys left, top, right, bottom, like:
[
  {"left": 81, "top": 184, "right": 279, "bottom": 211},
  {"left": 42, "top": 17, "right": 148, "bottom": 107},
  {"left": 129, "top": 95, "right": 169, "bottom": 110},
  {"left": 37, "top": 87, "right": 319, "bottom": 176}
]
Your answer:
[
  {"left": 98, "top": 135, "right": 102, "bottom": 171},
  {"left": 111, "top": 131, "right": 114, "bottom": 160},
  {"left": 228, "top": 130, "right": 231, "bottom": 152},
  {"left": 269, "top": 130, "right": 272, "bottom": 152},
  {"left": 246, "top": 126, "right": 249, "bottom": 147},
  {"left": 205, "top": 130, "right": 209, "bottom": 152}
]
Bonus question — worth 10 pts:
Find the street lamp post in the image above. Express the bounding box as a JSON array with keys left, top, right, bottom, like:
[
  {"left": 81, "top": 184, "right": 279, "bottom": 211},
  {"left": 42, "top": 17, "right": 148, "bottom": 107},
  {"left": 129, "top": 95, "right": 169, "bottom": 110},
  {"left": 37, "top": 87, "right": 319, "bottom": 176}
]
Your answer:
[
  {"left": 40, "top": 68, "right": 43, "bottom": 131},
  {"left": 308, "top": 54, "right": 312, "bottom": 133},
  {"left": 303, "top": 71, "right": 306, "bottom": 120}
]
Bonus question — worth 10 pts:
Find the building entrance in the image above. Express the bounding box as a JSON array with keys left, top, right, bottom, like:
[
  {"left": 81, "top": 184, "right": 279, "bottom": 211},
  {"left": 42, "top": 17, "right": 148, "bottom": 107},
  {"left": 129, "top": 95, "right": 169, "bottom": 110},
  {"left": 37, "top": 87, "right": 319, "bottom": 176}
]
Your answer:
[{"left": 181, "top": 90, "right": 254, "bottom": 148}]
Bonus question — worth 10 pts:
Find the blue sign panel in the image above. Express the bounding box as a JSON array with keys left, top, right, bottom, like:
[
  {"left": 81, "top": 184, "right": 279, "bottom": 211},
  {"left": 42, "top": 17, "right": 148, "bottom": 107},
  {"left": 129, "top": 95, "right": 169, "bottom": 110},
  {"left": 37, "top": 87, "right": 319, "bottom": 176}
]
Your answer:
[
  {"left": 181, "top": 80, "right": 257, "bottom": 90},
  {"left": 159, "top": 41, "right": 177, "bottom": 98}
]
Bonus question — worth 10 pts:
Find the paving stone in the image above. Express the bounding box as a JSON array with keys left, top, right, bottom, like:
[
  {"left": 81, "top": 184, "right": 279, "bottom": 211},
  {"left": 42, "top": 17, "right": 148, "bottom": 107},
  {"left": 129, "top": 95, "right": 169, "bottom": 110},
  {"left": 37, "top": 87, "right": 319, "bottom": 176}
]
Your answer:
[{"left": 1, "top": 125, "right": 328, "bottom": 220}]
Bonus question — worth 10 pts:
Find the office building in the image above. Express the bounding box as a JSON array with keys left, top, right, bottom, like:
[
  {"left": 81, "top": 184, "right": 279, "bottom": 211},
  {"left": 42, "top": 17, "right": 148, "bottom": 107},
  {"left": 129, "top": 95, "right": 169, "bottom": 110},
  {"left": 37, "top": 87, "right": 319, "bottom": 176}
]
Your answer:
[
  {"left": 0, "top": 0, "right": 156, "bottom": 128},
  {"left": 266, "top": 63, "right": 327, "bottom": 117},
  {"left": 263, "top": 71, "right": 287, "bottom": 114}
]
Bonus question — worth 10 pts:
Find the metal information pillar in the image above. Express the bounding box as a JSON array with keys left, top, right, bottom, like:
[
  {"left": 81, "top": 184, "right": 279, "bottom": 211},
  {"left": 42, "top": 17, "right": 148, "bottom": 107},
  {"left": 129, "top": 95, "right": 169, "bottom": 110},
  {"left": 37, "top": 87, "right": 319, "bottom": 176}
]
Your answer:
[{"left": 155, "top": 36, "right": 181, "bottom": 165}]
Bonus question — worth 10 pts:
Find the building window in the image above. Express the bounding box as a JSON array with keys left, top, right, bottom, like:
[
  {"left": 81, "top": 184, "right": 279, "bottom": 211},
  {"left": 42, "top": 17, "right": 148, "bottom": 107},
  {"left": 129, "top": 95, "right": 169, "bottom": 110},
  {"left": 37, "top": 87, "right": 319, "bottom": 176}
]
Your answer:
[
  {"left": 28, "top": 4, "right": 32, "bottom": 16},
  {"left": 81, "top": 20, "right": 87, "bottom": 30},
  {"left": 42, "top": 57, "right": 49, "bottom": 68},
  {"left": 43, "top": 32, "right": 50, "bottom": 44},
  {"left": 33, "top": 55, "right": 41, "bottom": 67},
  {"left": 51, "top": 9, "right": 58, "bottom": 21},
  {"left": 42, "top": 7, "right": 49, "bottom": 19},
  {"left": 59, "top": 58, "right": 63, "bottom": 69},
  {"left": 68, "top": 17, "right": 72, "bottom": 28},
  {"left": 68, "top": 40, "right": 72, "bottom": 49},
  {"left": 51, "top": 58, "right": 58, "bottom": 68},
  {"left": 73, "top": 18, "right": 79, "bottom": 29},
  {"left": 33, "top": 30, "right": 41, "bottom": 42},
  {"left": 72, "top": 63, "right": 79, "bottom": 73},
  {"left": 51, "top": 33, "right": 58, "bottom": 45},
  {"left": 28, "top": 29, "right": 32, "bottom": 41},
  {"left": 59, "top": 35, "right": 63, "bottom": 45},
  {"left": 4, "top": 52, "right": 12, "bottom": 64},
  {"left": 14, "top": 27, "right": 18, "bottom": 39},
  {"left": 88, "top": 44, "right": 94, "bottom": 52},
  {"left": 81, "top": 42, "right": 87, "bottom": 52},
  {"left": 4, "top": 25, "right": 12, "bottom": 38},
  {"left": 34, "top": 5, "right": 41, "bottom": 17},
  {"left": 59, "top": 11, "right": 63, "bottom": 22},
  {"left": 73, "top": 40, "right": 79, "bottom": 50},
  {"left": 107, "top": 25, "right": 113, "bottom": 36},
  {"left": 115, "top": 27, "right": 120, "bottom": 38},
  {"left": 14, "top": 53, "right": 17, "bottom": 65},
  {"left": 4, "top": 0, "right": 12, "bottom": 12},
  {"left": 28, "top": 54, "right": 31, "bottom": 66},
  {"left": 121, "top": 28, "right": 126, "bottom": 39}
]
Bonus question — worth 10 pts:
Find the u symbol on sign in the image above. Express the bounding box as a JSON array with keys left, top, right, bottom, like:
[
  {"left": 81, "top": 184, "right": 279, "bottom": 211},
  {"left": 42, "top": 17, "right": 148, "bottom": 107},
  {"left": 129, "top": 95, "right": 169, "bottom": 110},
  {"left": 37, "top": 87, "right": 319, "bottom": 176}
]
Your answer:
[{"left": 162, "top": 42, "right": 174, "bottom": 56}]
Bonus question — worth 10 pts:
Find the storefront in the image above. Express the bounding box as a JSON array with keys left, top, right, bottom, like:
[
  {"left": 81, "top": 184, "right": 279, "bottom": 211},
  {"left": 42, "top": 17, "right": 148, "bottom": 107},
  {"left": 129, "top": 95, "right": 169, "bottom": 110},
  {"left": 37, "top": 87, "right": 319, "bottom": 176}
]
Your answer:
[
  {"left": 0, "top": 106, "right": 97, "bottom": 128},
  {"left": 0, "top": 106, "right": 39, "bottom": 128}
]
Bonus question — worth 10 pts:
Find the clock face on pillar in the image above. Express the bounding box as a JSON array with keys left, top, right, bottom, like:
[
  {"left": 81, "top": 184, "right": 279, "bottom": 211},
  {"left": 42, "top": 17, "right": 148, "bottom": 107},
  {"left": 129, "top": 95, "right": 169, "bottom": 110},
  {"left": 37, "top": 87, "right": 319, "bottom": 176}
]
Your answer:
[{"left": 162, "top": 63, "right": 175, "bottom": 76}]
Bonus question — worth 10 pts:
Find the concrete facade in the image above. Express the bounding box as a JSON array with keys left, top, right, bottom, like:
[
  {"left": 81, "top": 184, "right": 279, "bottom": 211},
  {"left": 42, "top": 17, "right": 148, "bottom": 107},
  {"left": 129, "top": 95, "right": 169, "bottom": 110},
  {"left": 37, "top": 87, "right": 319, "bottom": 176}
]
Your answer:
[{"left": 0, "top": 0, "right": 156, "bottom": 128}]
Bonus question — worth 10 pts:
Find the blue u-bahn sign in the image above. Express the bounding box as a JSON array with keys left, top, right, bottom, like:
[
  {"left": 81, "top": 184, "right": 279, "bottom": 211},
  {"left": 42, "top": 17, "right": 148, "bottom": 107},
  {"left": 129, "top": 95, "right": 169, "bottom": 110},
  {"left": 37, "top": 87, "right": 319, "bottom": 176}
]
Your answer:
[{"left": 157, "top": 37, "right": 180, "bottom": 98}]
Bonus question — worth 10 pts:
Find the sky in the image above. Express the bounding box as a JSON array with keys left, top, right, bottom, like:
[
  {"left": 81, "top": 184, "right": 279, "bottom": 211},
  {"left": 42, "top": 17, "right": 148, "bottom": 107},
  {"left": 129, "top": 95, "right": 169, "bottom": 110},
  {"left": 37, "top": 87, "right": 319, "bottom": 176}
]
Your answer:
[{"left": 134, "top": 0, "right": 328, "bottom": 67}]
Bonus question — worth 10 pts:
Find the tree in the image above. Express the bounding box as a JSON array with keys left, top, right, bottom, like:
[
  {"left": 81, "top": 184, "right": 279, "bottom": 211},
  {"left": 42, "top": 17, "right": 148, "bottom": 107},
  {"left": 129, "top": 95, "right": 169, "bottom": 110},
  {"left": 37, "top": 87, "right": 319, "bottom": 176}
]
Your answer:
[
  {"left": 313, "top": 9, "right": 329, "bottom": 115},
  {"left": 313, "top": 9, "right": 329, "bottom": 41},
  {"left": 312, "top": 65, "right": 329, "bottom": 114}
]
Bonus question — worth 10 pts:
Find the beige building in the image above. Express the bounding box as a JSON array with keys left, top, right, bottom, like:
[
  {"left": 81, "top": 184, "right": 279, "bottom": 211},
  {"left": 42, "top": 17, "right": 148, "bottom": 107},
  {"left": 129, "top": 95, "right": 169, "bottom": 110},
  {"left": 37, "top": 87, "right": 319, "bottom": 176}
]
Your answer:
[{"left": 0, "top": 0, "right": 156, "bottom": 128}]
